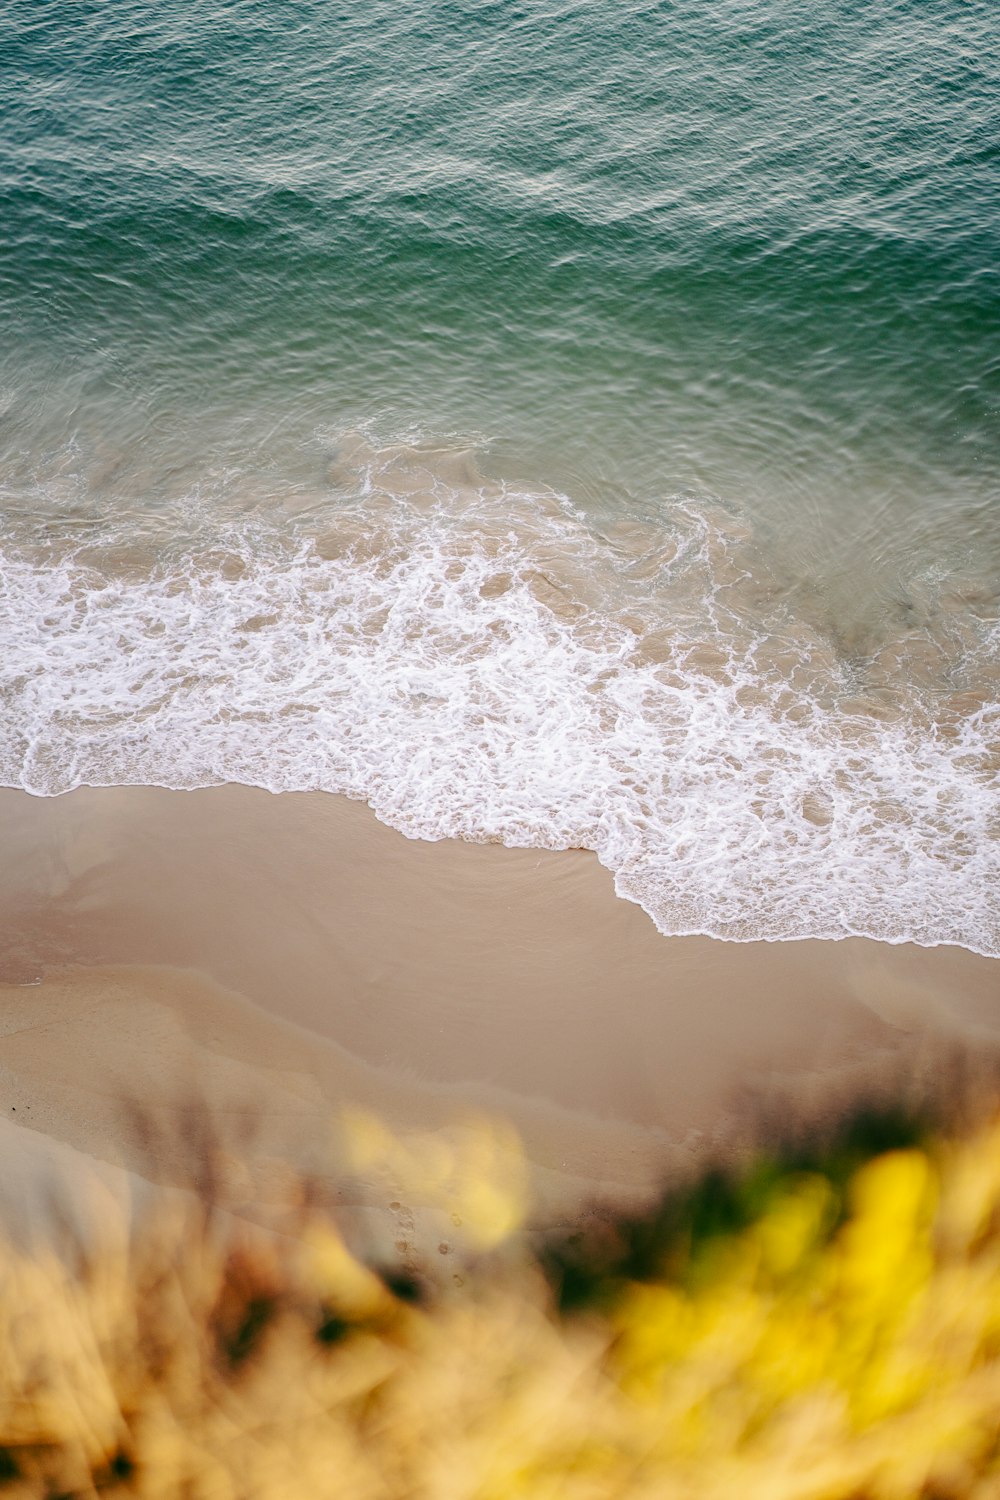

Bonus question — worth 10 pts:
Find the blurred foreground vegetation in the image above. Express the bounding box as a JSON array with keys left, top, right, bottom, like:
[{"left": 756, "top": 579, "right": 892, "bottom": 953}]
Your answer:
[{"left": 3, "top": 1104, "right": 1000, "bottom": 1498}]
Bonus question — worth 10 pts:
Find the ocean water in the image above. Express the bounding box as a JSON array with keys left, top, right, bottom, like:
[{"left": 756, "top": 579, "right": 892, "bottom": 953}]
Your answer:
[{"left": 1, "top": 0, "right": 998, "bottom": 951}]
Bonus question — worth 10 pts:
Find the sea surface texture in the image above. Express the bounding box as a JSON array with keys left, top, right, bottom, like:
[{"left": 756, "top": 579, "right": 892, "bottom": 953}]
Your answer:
[{"left": 1, "top": 0, "right": 998, "bottom": 951}]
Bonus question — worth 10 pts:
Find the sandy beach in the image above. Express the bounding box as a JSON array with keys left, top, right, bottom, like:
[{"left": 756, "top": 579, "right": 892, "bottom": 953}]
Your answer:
[{"left": 0, "top": 783, "right": 997, "bottom": 1264}]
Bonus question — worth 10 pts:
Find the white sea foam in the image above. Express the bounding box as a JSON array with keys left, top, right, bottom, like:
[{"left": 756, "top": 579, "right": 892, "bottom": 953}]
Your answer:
[{"left": 2, "top": 440, "right": 998, "bottom": 956}]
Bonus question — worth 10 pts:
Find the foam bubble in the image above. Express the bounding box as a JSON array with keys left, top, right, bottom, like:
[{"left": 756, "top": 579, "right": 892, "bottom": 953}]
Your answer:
[{"left": 1, "top": 442, "right": 998, "bottom": 956}]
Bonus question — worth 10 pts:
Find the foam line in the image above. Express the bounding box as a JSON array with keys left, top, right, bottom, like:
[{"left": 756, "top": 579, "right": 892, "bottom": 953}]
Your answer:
[{"left": 2, "top": 471, "right": 997, "bottom": 956}]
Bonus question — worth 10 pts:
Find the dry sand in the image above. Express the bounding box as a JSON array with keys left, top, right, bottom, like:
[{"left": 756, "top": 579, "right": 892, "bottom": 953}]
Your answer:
[{"left": 0, "top": 785, "right": 997, "bottom": 1262}]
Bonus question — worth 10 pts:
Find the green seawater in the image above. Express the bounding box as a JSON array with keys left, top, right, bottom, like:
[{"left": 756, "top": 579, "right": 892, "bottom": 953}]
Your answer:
[
  {"left": 3, "top": 1, "right": 998, "bottom": 508},
  {"left": 1, "top": 0, "right": 999, "bottom": 950}
]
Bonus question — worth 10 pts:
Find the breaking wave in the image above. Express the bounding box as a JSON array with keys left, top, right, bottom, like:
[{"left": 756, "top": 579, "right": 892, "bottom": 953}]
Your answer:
[{"left": 2, "top": 436, "right": 998, "bottom": 954}]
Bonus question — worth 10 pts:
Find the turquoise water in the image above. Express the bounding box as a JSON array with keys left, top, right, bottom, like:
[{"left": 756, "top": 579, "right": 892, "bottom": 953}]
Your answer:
[{"left": 1, "top": 0, "right": 999, "bottom": 951}]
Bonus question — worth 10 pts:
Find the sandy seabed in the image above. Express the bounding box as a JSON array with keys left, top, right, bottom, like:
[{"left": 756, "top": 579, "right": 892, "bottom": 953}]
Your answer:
[{"left": 0, "top": 784, "right": 997, "bottom": 1266}]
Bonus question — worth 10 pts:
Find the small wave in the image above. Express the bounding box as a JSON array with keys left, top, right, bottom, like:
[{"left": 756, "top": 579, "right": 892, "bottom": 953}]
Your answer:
[{"left": 2, "top": 436, "right": 998, "bottom": 956}]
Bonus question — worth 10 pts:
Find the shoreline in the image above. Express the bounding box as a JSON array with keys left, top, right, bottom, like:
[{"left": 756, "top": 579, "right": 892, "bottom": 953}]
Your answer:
[{"left": 0, "top": 783, "right": 997, "bottom": 1253}]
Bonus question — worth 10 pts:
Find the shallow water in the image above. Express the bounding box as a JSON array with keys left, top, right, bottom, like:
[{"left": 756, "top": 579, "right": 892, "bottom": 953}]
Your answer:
[{"left": 1, "top": 0, "right": 998, "bottom": 951}]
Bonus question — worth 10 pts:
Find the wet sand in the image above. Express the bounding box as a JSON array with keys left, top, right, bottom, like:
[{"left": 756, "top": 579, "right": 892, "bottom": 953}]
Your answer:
[{"left": 0, "top": 785, "right": 997, "bottom": 1257}]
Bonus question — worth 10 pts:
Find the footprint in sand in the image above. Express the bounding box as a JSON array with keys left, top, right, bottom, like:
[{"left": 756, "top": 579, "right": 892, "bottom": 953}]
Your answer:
[{"left": 389, "top": 1199, "right": 417, "bottom": 1261}]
